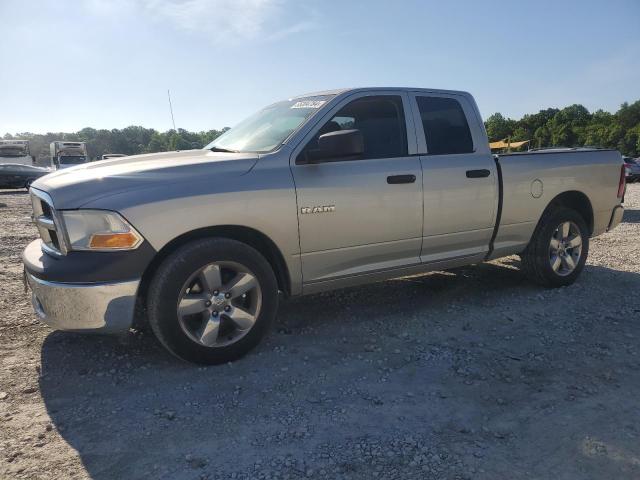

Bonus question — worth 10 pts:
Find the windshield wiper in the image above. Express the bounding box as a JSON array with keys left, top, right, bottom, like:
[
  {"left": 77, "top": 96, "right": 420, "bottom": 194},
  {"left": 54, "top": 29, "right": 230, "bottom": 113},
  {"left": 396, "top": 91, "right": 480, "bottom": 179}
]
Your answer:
[{"left": 209, "top": 146, "right": 239, "bottom": 153}]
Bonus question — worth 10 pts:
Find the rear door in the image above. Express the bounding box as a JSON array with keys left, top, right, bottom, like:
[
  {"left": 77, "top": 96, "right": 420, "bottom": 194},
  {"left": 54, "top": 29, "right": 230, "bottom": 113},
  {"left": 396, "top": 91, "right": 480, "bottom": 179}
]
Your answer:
[
  {"left": 15, "top": 165, "right": 30, "bottom": 186},
  {"left": 0, "top": 165, "right": 9, "bottom": 187},
  {"left": 409, "top": 92, "right": 498, "bottom": 263},
  {"left": 1, "top": 165, "right": 23, "bottom": 187},
  {"left": 290, "top": 92, "right": 423, "bottom": 285}
]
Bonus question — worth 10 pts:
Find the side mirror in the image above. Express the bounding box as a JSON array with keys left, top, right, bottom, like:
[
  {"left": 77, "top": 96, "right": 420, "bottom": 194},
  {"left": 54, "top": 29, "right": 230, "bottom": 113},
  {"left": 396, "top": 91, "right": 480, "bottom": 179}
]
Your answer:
[{"left": 308, "top": 129, "right": 364, "bottom": 163}]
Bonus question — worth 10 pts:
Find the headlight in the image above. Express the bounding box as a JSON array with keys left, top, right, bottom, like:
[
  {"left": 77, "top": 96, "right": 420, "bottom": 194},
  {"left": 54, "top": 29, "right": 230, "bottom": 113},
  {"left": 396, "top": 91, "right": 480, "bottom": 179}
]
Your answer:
[{"left": 60, "top": 210, "right": 143, "bottom": 251}]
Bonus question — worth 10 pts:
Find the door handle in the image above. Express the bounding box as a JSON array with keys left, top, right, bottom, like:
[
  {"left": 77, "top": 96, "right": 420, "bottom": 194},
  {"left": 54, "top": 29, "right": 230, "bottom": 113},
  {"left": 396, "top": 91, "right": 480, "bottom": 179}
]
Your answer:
[
  {"left": 466, "top": 169, "right": 491, "bottom": 178},
  {"left": 387, "top": 174, "right": 416, "bottom": 184}
]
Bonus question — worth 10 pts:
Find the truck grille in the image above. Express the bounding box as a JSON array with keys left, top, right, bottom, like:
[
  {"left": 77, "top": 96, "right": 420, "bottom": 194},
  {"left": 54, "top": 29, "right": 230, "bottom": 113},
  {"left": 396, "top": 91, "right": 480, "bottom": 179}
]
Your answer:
[{"left": 30, "top": 189, "right": 66, "bottom": 256}]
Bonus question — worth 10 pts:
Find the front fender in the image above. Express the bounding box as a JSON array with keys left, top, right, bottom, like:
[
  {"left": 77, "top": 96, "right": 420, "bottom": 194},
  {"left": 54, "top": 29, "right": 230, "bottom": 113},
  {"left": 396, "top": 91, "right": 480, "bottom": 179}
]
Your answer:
[{"left": 83, "top": 159, "right": 303, "bottom": 295}]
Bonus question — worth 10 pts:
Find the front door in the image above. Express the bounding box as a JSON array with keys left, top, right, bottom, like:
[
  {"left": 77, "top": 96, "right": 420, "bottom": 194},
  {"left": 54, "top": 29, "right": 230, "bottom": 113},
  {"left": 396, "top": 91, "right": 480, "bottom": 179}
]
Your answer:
[{"left": 291, "top": 92, "right": 423, "bottom": 285}]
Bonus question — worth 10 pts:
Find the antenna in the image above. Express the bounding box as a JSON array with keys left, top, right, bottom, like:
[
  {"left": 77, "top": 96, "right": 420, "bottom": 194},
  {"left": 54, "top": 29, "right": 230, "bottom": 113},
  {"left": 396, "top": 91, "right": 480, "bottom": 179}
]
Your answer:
[{"left": 167, "top": 89, "right": 177, "bottom": 130}]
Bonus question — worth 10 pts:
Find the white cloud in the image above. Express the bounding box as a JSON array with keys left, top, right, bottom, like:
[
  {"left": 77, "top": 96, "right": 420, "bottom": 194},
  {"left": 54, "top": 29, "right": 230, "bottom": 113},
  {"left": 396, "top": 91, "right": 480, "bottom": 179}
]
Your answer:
[
  {"left": 264, "top": 19, "right": 316, "bottom": 42},
  {"left": 144, "top": 0, "right": 274, "bottom": 41},
  {"left": 84, "top": 0, "right": 137, "bottom": 15},
  {"left": 84, "top": 0, "right": 316, "bottom": 44}
]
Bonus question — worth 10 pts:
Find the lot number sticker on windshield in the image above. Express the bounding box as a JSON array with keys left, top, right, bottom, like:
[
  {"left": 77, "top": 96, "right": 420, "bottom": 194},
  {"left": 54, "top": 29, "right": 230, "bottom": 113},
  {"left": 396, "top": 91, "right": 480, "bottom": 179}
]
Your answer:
[{"left": 291, "top": 100, "right": 326, "bottom": 109}]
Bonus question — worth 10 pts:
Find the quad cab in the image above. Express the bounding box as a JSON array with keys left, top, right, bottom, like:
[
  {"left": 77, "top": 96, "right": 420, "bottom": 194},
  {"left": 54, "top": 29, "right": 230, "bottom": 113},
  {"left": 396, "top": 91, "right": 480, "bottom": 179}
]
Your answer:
[{"left": 23, "top": 88, "right": 625, "bottom": 364}]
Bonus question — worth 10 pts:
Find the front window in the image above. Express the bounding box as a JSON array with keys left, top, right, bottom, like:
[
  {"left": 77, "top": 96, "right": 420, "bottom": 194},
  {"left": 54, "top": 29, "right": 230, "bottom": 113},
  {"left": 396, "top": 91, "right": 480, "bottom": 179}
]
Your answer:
[
  {"left": 206, "top": 95, "right": 335, "bottom": 153},
  {"left": 298, "top": 95, "right": 408, "bottom": 163}
]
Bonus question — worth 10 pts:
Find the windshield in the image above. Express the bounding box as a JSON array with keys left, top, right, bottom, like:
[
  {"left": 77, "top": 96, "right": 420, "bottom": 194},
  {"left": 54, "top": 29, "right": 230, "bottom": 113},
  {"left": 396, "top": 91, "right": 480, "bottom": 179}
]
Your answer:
[
  {"left": 59, "top": 156, "right": 86, "bottom": 165},
  {"left": 0, "top": 147, "right": 28, "bottom": 157},
  {"left": 206, "top": 95, "right": 335, "bottom": 153}
]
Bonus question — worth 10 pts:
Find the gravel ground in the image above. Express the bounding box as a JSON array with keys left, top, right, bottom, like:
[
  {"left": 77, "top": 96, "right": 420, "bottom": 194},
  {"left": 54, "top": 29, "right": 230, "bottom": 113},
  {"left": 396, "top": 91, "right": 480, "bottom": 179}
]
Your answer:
[{"left": 1, "top": 186, "right": 639, "bottom": 480}]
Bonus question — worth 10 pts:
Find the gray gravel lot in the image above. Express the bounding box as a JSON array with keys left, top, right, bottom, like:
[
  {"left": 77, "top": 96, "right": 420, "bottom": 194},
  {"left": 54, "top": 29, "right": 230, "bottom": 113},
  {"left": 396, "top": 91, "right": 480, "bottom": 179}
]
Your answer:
[{"left": 1, "top": 186, "right": 639, "bottom": 480}]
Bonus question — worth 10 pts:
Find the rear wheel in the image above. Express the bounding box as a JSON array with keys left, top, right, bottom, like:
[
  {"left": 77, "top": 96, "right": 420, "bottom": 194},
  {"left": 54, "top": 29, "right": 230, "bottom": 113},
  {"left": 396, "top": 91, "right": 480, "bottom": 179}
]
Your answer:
[
  {"left": 147, "top": 238, "right": 278, "bottom": 364},
  {"left": 520, "top": 207, "right": 589, "bottom": 287}
]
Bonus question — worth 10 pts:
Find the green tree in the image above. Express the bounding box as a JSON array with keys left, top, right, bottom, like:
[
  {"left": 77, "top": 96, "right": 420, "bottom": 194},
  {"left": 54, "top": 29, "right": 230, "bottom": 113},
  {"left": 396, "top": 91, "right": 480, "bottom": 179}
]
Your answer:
[{"left": 484, "top": 113, "right": 516, "bottom": 141}]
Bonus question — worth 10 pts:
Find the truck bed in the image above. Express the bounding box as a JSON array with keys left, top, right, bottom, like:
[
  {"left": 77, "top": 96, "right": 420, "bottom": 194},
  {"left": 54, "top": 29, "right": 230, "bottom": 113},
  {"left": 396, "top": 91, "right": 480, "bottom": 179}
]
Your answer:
[{"left": 490, "top": 148, "right": 623, "bottom": 259}]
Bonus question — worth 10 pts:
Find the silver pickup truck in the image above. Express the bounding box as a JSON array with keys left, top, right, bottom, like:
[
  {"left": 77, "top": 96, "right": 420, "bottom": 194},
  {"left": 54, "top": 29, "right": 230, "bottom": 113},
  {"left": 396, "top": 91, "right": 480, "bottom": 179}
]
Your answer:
[{"left": 23, "top": 87, "right": 626, "bottom": 364}]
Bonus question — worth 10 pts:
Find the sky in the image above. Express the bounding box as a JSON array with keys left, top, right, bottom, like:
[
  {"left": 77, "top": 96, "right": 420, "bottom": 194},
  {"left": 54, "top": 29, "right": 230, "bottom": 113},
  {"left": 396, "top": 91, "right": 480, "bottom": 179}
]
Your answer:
[{"left": 1, "top": 0, "right": 639, "bottom": 134}]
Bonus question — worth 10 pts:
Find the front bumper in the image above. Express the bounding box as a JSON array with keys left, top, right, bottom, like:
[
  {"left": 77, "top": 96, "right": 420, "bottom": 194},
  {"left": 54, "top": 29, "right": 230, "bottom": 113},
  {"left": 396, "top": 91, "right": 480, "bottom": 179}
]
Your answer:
[
  {"left": 25, "top": 272, "right": 139, "bottom": 333},
  {"left": 23, "top": 240, "right": 140, "bottom": 333}
]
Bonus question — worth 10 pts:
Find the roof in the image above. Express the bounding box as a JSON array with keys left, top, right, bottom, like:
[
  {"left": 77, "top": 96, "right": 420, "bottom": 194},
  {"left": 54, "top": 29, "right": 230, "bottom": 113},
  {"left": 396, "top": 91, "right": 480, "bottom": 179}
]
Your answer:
[
  {"left": 0, "top": 163, "right": 49, "bottom": 170},
  {"left": 292, "top": 87, "right": 473, "bottom": 99}
]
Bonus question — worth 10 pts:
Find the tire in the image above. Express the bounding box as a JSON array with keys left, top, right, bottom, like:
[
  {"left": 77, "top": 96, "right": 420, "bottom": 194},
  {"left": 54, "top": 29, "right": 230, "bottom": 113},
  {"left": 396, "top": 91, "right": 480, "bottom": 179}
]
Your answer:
[
  {"left": 147, "top": 238, "right": 278, "bottom": 364},
  {"left": 520, "top": 206, "right": 589, "bottom": 288}
]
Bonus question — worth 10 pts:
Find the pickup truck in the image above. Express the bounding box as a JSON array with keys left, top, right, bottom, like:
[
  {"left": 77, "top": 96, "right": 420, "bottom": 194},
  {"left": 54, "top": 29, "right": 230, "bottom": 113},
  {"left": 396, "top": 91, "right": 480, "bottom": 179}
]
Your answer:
[{"left": 23, "top": 87, "right": 626, "bottom": 364}]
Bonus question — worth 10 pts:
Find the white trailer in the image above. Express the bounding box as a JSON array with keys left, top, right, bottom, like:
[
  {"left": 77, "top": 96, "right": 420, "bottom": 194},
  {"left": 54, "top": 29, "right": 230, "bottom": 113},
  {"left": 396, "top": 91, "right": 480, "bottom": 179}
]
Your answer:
[
  {"left": 0, "top": 140, "right": 32, "bottom": 166},
  {"left": 49, "top": 141, "right": 88, "bottom": 170}
]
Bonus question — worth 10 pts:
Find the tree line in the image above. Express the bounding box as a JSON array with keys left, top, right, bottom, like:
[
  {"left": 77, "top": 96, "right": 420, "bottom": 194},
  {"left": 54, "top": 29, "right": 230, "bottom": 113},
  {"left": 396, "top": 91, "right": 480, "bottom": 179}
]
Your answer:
[
  {"left": 484, "top": 100, "right": 640, "bottom": 156},
  {"left": 1, "top": 126, "right": 229, "bottom": 161},
  {"left": 3, "top": 99, "right": 640, "bottom": 160}
]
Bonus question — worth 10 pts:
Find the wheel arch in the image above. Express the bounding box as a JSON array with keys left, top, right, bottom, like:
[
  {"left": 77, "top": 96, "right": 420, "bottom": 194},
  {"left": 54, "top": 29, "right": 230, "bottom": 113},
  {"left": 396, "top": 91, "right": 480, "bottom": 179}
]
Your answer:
[
  {"left": 540, "top": 190, "right": 594, "bottom": 235},
  {"left": 134, "top": 225, "right": 291, "bottom": 328}
]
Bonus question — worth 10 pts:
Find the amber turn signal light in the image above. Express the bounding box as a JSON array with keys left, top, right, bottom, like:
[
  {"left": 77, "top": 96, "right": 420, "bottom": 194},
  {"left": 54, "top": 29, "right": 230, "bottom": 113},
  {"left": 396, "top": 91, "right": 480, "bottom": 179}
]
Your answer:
[{"left": 89, "top": 232, "right": 140, "bottom": 249}]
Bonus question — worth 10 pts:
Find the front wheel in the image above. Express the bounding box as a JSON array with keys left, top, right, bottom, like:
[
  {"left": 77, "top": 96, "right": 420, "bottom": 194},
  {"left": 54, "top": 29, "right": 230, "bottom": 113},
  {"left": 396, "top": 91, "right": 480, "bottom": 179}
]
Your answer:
[
  {"left": 520, "top": 207, "right": 589, "bottom": 288},
  {"left": 147, "top": 238, "right": 278, "bottom": 364}
]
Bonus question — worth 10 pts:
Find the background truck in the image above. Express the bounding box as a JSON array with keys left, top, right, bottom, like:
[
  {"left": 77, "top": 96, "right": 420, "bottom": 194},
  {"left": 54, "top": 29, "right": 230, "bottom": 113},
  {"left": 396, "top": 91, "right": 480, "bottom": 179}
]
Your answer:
[
  {"left": 23, "top": 87, "right": 625, "bottom": 365},
  {"left": 0, "top": 139, "right": 33, "bottom": 165},
  {"left": 49, "top": 141, "right": 88, "bottom": 170}
]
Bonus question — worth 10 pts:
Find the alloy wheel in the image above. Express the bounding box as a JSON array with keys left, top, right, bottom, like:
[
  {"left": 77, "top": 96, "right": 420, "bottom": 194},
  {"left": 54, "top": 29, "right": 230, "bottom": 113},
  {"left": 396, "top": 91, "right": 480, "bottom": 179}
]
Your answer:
[
  {"left": 177, "top": 261, "right": 262, "bottom": 347},
  {"left": 549, "top": 221, "right": 583, "bottom": 276}
]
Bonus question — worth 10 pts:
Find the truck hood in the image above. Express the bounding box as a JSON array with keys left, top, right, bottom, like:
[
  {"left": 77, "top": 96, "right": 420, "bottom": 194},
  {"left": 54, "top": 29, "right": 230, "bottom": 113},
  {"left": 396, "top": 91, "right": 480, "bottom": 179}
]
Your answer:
[{"left": 32, "top": 149, "right": 259, "bottom": 209}]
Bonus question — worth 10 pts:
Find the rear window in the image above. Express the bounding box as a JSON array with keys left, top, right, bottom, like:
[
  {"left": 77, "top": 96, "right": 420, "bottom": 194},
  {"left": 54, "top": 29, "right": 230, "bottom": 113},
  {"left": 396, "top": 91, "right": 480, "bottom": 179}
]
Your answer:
[{"left": 416, "top": 96, "right": 474, "bottom": 155}]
